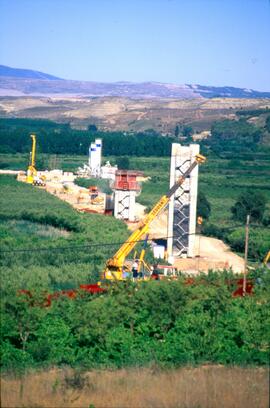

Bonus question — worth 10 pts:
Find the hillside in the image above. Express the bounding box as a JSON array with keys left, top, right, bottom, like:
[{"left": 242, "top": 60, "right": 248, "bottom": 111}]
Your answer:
[
  {"left": 1, "top": 65, "right": 270, "bottom": 98},
  {"left": 1, "top": 95, "right": 270, "bottom": 133},
  {"left": 0, "top": 65, "right": 61, "bottom": 80}
]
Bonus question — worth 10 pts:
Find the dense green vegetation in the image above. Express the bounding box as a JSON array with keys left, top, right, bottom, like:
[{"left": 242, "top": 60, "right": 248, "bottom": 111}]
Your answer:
[
  {"left": 0, "top": 118, "right": 176, "bottom": 157},
  {"left": 1, "top": 269, "right": 270, "bottom": 371},
  {"left": 207, "top": 119, "right": 263, "bottom": 153},
  {"left": 1, "top": 115, "right": 269, "bottom": 159},
  {"left": 231, "top": 191, "right": 267, "bottom": 223},
  {"left": 236, "top": 108, "right": 270, "bottom": 116}
]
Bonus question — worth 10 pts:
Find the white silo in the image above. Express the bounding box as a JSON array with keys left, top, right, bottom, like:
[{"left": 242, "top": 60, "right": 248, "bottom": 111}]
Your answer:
[
  {"left": 90, "top": 142, "right": 97, "bottom": 176},
  {"left": 95, "top": 138, "right": 102, "bottom": 176}
]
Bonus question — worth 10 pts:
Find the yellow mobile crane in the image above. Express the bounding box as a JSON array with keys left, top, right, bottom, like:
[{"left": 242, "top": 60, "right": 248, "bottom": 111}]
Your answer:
[
  {"left": 103, "top": 154, "right": 206, "bottom": 281},
  {"left": 26, "top": 134, "right": 37, "bottom": 183},
  {"left": 26, "top": 134, "right": 46, "bottom": 186}
]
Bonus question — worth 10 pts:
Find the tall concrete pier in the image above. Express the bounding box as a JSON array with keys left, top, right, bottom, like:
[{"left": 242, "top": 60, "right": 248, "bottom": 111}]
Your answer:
[
  {"left": 113, "top": 171, "right": 141, "bottom": 222},
  {"left": 167, "top": 143, "right": 200, "bottom": 260}
]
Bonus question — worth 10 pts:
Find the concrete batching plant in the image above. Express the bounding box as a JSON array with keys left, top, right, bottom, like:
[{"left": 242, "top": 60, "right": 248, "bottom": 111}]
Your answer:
[{"left": 89, "top": 138, "right": 102, "bottom": 177}]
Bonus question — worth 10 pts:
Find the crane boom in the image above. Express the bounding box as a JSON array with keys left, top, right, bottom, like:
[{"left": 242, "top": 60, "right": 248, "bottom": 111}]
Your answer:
[
  {"left": 104, "top": 153, "right": 206, "bottom": 280},
  {"left": 26, "top": 134, "right": 37, "bottom": 183},
  {"left": 30, "top": 134, "right": 36, "bottom": 168}
]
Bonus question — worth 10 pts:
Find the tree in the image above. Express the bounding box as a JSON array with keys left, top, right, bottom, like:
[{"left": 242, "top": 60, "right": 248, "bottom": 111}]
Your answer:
[
  {"left": 210, "top": 119, "right": 262, "bottom": 153},
  {"left": 231, "top": 191, "right": 267, "bottom": 223},
  {"left": 197, "top": 192, "right": 211, "bottom": 220},
  {"left": 88, "top": 124, "right": 97, "bottom": 132},
  {"left": 183, "top": 126, "right": 194, "bottom": 138},
  {"left": 115, "top": 156, "right": 130, "bottom": 170}
]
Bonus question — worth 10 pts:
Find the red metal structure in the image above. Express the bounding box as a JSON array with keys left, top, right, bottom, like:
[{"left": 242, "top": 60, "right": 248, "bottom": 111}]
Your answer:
[{"left": 113, "top": 170, "right": 142, "bottom": 191}]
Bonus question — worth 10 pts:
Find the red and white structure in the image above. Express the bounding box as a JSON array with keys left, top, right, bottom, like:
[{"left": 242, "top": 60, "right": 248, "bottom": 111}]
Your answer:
[{"left": 112, "top": 170, "right": 142, "bottom": 222}]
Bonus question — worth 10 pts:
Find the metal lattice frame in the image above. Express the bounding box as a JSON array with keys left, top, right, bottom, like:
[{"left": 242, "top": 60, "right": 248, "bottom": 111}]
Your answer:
[
  {"left": 117, "top": 194, "right": 130, "bottom": 220},
  {"left": 173, "top": 159, "right": 191, "bottom": 256}
]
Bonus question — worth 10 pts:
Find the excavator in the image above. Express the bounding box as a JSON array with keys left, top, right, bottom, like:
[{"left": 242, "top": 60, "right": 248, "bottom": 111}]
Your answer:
[
  {"left": 26, "top": 134, "right": 46, "bottom": 186},
  {"left": 89, "top": 186, "right": 104, "bottom": 205},
  {"left": 103, "top": 153, "right": 206, "bottom": 281}
]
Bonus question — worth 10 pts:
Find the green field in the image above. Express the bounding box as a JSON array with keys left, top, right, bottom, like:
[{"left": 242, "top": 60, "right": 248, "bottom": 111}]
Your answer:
[{"left": 0, "top": 175, "right": 128, "bottom": 291}]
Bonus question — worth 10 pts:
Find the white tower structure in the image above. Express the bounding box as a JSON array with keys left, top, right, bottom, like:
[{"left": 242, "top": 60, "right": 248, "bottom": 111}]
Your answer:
[
  {"left": 89, "top": 139, "right": 102, "bottom": 177},
  {"left": 89, "top": 143, "right": 97, "bottom": 175},
  {"left": 167, "top": 143, "right": 200, "bottom": 260},
  {"left": 95, "top": 138, "right": 102, "bottom": 176}
]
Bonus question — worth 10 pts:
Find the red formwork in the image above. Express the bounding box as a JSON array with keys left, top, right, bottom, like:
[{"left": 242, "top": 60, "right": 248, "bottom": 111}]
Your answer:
[
  {"left": 113, "top": 170, "right": 142, "bottom": 191},
  {"left": 18, "top": 277, "right": 254, "bottom": 307},
  {"left": 18, "top": 284, "right": 106, "bottom": 307}
]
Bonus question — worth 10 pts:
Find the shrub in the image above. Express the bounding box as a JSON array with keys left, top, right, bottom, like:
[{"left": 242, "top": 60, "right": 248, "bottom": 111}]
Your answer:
[{"left": 231, "top": 190, "right": 267, "bottom": 223}]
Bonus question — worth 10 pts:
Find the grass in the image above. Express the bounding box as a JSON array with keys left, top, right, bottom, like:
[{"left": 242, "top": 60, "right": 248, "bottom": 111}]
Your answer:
[
  {"left": 0, "top": 174, "right": 128, "bottom": 290},
  {"left": 1, "top": 366, "right": 269, "bottom": 408}
]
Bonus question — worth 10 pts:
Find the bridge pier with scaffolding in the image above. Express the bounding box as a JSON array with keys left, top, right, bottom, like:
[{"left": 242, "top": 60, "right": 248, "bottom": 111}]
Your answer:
[
  {"left": 167, "top": 143, "right": 200, "bottom": 261},
  {"left": 113, "top": 170, "right": 141, "bottom": 222}
]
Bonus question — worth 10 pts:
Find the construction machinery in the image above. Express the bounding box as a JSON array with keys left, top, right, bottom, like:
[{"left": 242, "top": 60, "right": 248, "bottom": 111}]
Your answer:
[
  {"left": 89, "top": 186, "right": 104, "bottom": 205},
  {"left": 26, "top": 134, "right": 37, "bottom": 183},
  {"left": 103, "top": 153, "right": 206, "bottom": 281},
  {"left": 26, "top": 134, "right": 46, "bottom": 186},
  {"left": 263, "top": 250, "right": 270, "bottom": 267}
]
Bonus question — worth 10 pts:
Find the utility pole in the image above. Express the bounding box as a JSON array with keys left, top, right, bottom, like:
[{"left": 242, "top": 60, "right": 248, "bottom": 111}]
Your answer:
[{"left": 243, "top": 214, "right": 250, "bottom": 296}]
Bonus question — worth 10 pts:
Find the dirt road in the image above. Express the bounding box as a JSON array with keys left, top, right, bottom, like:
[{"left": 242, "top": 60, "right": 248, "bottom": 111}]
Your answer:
[
  {"left": 131, "top": 205, "right": 245, "bottom": 273},
  {"left": 174, "top": 236, "right": 244, "bottom": 274}
]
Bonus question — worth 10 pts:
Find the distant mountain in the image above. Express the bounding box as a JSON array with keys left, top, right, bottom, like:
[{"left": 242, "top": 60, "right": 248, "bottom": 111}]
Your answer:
[
  {"left": 0, "top": 65, "right": 61, "bottom": 80},
  {"left": 190, "top": 84, "right": 270, "bottom": 99},
  {"left": 1, "top": 65, "right": 270, "bottom": 99}
]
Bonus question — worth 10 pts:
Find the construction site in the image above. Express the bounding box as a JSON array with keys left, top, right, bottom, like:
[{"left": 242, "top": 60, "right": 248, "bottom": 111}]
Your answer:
[
  {"left": 9, "top": 133, "right": 253, "bottom": 281},
  {"left": 1, "top": 127, "right": 269, "bottom": 408}
]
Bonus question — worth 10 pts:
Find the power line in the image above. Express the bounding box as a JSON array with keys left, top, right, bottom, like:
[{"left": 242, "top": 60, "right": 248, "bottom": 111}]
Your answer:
[
  {"left": 0, "top": 234, "right": 191, "bottom": 255},
  {"left": 0, "top": 223, "right": 263, "bottom": 255}
]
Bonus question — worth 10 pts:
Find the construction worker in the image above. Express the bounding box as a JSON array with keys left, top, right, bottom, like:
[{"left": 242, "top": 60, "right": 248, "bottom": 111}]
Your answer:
[
  {"left": 132, "top": 259, "right": 139, "bottom": 280},
  {"left": 151, "top": 264, "right": 159, "bottom": 280}
]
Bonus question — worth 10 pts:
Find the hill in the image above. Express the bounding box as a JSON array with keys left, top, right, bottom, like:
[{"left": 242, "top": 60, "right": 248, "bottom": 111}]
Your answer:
[
  {"left": 1, "top": 95, "right": 270, "bottom": 133},
  {"left": 1, "top": 65, "right": 270, "bottom": 98},
  {"left": 0, "top": 65, "right": 61, "bottom": 80}
]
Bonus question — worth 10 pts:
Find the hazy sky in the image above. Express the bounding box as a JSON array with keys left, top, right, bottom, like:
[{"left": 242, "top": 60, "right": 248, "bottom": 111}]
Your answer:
[{"left": 1, "top": 0, "right": 269, "bottom": 90}]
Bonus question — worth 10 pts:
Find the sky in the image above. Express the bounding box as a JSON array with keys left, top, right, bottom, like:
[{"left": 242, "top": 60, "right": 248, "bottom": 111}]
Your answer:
[{"left": 0, "top": 0, "right": 270, "bottom": 91}]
